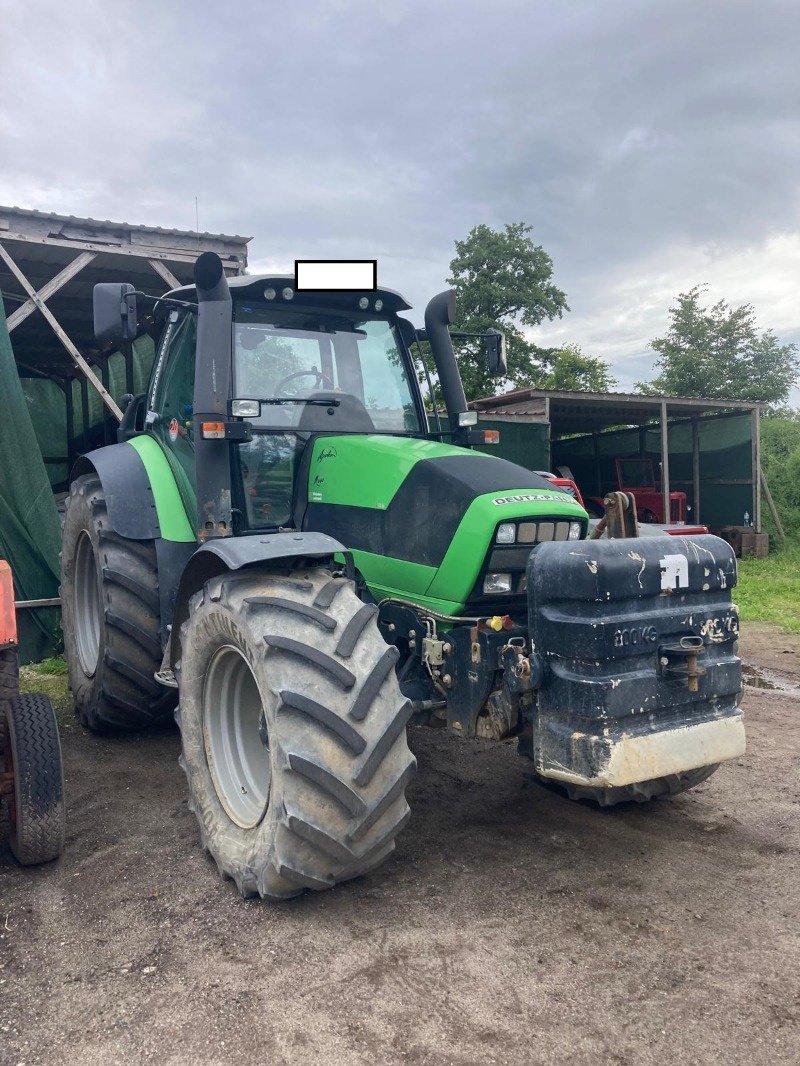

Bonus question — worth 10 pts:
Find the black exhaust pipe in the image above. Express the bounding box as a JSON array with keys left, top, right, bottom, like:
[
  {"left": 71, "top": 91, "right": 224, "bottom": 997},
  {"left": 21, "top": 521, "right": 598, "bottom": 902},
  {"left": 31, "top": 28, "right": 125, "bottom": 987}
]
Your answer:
[
  {"left": 193, "top": 253, "right": 233, "bottom": 539},
  {"left": 424, "top": 290, "right": 469, "bottom": 444}
]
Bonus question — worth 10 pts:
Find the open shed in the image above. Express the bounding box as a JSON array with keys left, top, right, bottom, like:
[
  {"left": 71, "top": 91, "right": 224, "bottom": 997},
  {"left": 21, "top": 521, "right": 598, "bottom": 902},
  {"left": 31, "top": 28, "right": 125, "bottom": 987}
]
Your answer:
[
  {"left": 471, "top": 387, "right": 774, "bottom": 535},
  {"left": 0, "top": 206, "right": 249, "bottom": 660},
  {"left": 0, "top": 206, "right": 249, "bottom": 486}
]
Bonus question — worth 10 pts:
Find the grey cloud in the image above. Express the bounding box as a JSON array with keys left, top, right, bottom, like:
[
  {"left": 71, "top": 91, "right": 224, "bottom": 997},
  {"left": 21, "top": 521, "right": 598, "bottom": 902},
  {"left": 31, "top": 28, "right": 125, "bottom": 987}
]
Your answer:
[{"left": 1, "top": 0, "right": 798, "bottom": 392}]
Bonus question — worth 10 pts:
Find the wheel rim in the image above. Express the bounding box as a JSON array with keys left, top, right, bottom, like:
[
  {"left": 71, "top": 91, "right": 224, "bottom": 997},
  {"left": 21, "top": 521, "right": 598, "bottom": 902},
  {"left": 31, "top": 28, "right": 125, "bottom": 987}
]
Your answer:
[
  {"left": 202, "top": 645, "right": 271, "bottom": 829},
  {"left": 74, "top": 531, "right": 101, "bottom": 676}
]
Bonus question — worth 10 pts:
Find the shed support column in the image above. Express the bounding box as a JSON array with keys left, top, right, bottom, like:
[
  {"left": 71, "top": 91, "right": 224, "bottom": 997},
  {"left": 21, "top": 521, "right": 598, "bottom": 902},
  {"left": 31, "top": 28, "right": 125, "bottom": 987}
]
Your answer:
[
  {"left": 752, "top": 407, "right": 761, "bottom": 531},
  {"left": 0, "top": 241, "right": 123, "bottom": 421},
  {"left": 692, "top": 417, "right": 700, "bottom": 524},
  {"left": 660, "top": 401, "right": 670, "bottom": 523}
]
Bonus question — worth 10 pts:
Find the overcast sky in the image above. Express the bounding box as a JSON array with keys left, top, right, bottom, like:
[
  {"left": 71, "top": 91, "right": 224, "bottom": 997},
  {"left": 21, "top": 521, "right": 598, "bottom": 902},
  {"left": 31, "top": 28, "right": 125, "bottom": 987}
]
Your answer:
[{"left": 2, "top": 0, "right": 799, "bottom": 399}]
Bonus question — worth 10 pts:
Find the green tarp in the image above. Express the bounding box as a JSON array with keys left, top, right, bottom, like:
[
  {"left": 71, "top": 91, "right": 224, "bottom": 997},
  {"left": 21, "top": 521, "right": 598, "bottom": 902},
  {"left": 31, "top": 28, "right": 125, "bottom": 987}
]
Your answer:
[{"left": 0, "top": 290, "right": 62, "bottom": 662}]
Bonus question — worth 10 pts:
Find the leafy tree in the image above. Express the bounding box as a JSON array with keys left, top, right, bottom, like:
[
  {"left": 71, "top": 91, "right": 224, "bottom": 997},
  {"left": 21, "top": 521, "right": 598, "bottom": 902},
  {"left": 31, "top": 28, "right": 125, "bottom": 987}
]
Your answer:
[
  {"left": 639, "top": 286, "right": 799, "bottom": 405},
  {"left": 540, "top": 343, "right": 616, "bottom": 393},
  {"left": 445, "top": 222, "right": 569, "bottom": 401}
]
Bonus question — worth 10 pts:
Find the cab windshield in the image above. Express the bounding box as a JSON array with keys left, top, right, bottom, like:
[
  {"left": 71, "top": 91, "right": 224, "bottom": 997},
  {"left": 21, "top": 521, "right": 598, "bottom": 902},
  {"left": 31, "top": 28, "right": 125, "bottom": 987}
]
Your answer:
[{"left": 232, "top": 304, "right": 421, "bottom": 434}]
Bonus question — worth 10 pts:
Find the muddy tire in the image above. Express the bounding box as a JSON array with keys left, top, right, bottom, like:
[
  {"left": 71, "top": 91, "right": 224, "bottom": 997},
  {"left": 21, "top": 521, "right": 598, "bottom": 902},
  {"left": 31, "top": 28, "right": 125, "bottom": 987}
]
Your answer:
[
  {"left": 175, "top": 568, "right": 416, "bottom": 899},
  {"left": 61, "top": 473, "right": 175, "bottom": 732},
  {"left": 542, "top": 764, "right": 719, "bottom": 807},
  {"left": 3, "top": 693, "right": 65, "bottom": 864}
]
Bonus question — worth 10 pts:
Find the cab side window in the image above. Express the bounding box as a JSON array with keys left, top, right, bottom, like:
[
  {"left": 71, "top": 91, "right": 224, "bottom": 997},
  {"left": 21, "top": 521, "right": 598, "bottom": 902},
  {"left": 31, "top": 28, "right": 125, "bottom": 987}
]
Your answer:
[{"left": 150, "top": 311, "right": 198, "bottom": 507}]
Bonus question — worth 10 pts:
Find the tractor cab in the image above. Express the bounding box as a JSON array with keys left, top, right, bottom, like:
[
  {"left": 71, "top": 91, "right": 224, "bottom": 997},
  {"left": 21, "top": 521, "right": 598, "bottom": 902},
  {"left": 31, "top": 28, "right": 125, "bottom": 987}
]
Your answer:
[{"left": 139, "top": 275, "right": 425, "bottom": 534}]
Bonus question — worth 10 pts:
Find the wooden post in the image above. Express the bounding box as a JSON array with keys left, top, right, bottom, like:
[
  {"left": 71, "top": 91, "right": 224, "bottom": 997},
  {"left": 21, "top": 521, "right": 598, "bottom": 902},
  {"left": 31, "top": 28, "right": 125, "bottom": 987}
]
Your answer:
[
  {"left": 148, "top": 258, "right": 181, "bottom": 290},
  {"left": 660, "top": 400, "right": 670, "bottom": 522},
  {"left": 759, "top": 462, "right": 786, "bottom": 541},
  {"left": 692, "top": 417, "right": 701, "bottom": 523},
  {"left": 0, "top": 241, "right": 123, "bottom": 420},
  {"left": 752, "top": 406, "right": 761, "bottom": 531}
]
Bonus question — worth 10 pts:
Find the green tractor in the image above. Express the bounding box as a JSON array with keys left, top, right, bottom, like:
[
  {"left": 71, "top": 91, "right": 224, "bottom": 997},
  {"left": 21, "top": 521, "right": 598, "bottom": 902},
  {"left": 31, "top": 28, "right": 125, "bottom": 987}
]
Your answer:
[{"left": 60, "top": 253, "right": 745, "bottom": 899}]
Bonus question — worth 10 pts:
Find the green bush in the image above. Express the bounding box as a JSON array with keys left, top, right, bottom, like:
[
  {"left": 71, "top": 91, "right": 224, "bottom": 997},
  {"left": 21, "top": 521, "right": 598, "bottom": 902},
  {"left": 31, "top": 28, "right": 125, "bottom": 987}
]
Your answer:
[{"left": 761, "top": 415, "right": 800, "bottom": 540}]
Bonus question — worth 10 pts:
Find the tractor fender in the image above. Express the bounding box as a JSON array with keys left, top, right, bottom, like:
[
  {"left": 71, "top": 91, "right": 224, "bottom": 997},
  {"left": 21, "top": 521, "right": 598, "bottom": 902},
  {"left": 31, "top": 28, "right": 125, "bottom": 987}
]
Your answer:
[
  {"left": 71, "top": 442, "right": 160, "bottom": 540},
  {"left": 168, "top": 531, "right": 349, "bottom": 667}
]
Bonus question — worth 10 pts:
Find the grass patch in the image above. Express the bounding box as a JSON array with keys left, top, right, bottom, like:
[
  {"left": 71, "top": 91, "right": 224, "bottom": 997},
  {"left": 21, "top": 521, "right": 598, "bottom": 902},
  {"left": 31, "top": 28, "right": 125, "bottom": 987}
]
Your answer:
[
  {"left": 736, "top": 543, "right": 800, "bottom": 634},
  {"left": 18, "top": 661, "right": 73, "bottom": 729},
  {"left": 26, "top": 655, "right": 68, "bottom": 676}
]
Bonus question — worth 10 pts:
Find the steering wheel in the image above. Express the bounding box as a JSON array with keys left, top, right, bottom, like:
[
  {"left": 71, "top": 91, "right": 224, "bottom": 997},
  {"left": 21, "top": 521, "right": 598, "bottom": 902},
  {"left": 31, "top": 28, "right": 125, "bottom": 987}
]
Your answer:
[{"left": 274, "top": 368, "right": 335, "bottom": 396}]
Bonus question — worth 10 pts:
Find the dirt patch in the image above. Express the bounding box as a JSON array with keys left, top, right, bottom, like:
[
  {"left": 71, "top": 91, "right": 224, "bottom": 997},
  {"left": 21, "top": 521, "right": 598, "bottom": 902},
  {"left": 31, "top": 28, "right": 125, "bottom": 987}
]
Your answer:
[{"left": 1, "top": 627, "right": 799, "bottom": 1065}]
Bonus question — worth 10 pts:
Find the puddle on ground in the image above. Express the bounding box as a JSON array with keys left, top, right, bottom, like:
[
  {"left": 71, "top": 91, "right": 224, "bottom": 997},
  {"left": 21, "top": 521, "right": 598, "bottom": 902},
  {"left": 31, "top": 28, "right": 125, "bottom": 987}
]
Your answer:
[{"left": 742, "top": 662, "right": 800, "bottom": 698}]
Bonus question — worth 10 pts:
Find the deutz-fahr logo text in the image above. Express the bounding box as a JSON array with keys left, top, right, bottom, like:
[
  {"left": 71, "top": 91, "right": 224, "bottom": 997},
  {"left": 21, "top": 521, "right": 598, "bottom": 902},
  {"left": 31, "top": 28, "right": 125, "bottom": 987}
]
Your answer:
[{"left": 492, "top": 493, "right": 565, "bottom": 505}]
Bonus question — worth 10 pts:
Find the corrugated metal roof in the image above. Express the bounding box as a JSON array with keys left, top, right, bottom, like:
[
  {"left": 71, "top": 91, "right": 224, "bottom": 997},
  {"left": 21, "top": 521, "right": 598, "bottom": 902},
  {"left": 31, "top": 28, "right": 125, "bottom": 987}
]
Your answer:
[
  {"left": 471, "top": 386, "right": 760, "bottom": 411},
  {"left": 0, "top": 204, "right": 251, "bottom": 244},
  {"left": 471, "top": 386, "right": 760, "bottom": 435}
]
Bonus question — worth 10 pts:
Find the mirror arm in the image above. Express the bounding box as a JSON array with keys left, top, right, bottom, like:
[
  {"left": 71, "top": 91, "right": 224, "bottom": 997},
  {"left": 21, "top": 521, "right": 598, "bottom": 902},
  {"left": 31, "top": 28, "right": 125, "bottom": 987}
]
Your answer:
[{"left": 128, "top": 291, "right": 198, "bottom": 311}]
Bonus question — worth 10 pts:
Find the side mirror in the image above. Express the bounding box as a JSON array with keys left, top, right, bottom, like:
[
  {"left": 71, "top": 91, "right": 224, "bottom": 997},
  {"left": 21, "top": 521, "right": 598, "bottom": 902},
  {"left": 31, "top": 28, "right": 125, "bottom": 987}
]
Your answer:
[
  {"left": 485, "top": 328, "right": 507, "bottom": 377},
  {"left": 94, "top": 283, "right": 137, "bottom": 346}
]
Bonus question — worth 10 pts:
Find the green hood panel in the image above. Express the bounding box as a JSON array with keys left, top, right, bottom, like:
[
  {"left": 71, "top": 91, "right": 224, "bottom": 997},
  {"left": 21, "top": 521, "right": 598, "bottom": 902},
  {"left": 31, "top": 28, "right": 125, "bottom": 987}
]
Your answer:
[
  {"left": 302, "top": 434, "right": 587, "bottom": 611},
  {"left": 307, "top": 435, "right": 481, "bottom": 508}
]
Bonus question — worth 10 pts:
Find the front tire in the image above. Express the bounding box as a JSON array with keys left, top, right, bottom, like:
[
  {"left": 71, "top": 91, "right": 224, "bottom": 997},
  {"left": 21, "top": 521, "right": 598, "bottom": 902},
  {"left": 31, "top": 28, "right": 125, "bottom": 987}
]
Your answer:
[
  {"left": 61, "top": 474, "right": 175, "bottom": 732},
  {"left": 176, "top": 568, "right": 416, "bottom": 899}
]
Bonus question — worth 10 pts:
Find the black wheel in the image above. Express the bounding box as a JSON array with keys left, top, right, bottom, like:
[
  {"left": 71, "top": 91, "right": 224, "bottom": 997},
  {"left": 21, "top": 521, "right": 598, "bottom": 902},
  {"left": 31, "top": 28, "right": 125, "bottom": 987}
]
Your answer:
[
  {"left": 60, "top": 473, "right": 175, "bottom": 732},
  {"left": 585, "top": 502, "right": 604, "bottom": 519},
  {"left": 0, "top": 647, "right": 18, "bottom": 755},
  {"left": 641, "top": 509, "right": 657, "bottom": 524},
  {"left": 539, "top": 765, "right": 719, "bottom": 807},
  {"left": 3, "top": 693, "right": 65, "bottom": 864},
  {"left": 176, "top": 568, "right": 416, "bottom": 899}
]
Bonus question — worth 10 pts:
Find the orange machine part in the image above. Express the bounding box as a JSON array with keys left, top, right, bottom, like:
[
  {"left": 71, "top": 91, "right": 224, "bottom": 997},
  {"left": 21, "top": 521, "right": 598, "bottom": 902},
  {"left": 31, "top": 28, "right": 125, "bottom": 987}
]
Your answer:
[{"left": 0, "top": 560, "right": 18, "bottom": 648}]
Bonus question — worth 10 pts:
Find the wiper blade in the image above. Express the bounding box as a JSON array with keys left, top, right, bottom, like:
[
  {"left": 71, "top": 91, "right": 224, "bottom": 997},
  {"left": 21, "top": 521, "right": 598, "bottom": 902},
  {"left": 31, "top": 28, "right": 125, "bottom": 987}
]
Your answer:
[{"left": 260, "top": 397, "right": 341, "bottom": 407}]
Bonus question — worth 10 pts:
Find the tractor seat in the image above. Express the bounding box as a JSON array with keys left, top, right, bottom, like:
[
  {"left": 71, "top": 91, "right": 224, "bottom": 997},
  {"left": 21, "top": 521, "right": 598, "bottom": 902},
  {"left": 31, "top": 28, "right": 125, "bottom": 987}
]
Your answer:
[{"left": 297, "top": 392, "right": 375, "bottom": 433}]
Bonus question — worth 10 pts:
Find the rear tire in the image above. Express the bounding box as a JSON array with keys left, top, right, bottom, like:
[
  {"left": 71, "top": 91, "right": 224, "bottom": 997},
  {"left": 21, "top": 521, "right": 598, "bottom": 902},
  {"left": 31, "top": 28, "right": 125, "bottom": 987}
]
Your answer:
[
  {"left": 540, "top": 764, "right": 719, "bottom": 807},
  {"left": 3, "top": 693, "right": 65, "bottom": 864},
  {"left": 176, "top": 568, "right": 416, "bottom": 899},
  {"left": 61, "top": 474, "right": 175, "bottom": 732}
]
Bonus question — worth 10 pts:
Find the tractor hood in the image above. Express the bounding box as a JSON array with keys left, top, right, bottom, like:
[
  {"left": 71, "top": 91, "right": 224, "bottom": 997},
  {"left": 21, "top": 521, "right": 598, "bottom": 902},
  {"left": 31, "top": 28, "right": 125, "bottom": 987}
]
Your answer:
[{"left": 300, "top": 435, "right": 588, "bottom": 614}]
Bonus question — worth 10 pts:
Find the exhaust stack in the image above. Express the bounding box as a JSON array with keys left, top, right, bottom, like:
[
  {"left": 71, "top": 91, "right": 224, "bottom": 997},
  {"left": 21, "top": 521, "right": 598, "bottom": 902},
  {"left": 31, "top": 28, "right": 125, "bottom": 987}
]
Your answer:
[
  {"left": 193, "top": 253, "right": 234, "bottom": 538},
  {"left": 424, "top": 290, "right": 469, "bottom": 442}
]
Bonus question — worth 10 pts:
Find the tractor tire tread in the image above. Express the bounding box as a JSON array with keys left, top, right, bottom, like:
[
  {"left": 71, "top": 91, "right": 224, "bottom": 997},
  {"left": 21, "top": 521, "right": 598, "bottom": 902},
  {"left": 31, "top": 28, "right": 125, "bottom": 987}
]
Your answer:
[
  {"left": 61, "top": 473, "right": 175, "bottom": 733},
  {"left": 175, "top": 568, "right": 415, "bottom": 899},
  {"left": 4, "top": 692, "right": 65, "bottom": 864}
]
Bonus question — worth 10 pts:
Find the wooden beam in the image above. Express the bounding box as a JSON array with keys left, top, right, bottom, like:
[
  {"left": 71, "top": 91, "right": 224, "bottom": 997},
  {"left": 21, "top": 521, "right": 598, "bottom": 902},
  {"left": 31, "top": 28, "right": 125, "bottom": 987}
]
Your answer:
[
  {"left": 148, "top": 258, "right": 182, "bottom": 290},
  {"left": 5, "top": 250, "right": 96, "bottom": 332},
  {"left": 660, "top": 400, "right": 670, "bottom": 522},
  {"left": 752, "top": 407, "right": 761, "bottom": 532},
  {"left": 0, "top": 241, "right": 123, "bottom": 420},
  {"left": 759, "top": 462, "right": 786, "bottom": 541},
  {"left": 691, "top": 417, "right": 701, "bottom": 523}
]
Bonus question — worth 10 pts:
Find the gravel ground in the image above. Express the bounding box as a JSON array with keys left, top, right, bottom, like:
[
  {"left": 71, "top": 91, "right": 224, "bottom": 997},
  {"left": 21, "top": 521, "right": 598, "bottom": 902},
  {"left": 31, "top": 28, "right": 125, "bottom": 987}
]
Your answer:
[{"left": 1, "top": 623, "right": 798, "bottom": 1065}]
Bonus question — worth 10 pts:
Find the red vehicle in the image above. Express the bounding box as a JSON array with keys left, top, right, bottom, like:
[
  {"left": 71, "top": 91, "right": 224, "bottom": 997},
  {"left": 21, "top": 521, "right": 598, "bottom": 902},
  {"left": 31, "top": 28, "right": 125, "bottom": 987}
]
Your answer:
[
  {"left": 585, "top": 458, "right": 687, "bottom": 524},
  {"left": 535, "top": 471, "right": 586, "bottom": 508}
]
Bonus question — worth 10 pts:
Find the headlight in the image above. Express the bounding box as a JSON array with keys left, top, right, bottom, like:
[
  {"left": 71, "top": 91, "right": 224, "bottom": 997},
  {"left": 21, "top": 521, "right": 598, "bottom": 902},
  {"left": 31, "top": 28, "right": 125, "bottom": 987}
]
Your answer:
[
  {"left": 483, "top": 572, "right": 512, "bottom": 595},
  {"left": 495, "top": 522, "right": 516, "bottom": 544},
  {"left": 568, "top": 521, "right": 582, "bottom": 540}
]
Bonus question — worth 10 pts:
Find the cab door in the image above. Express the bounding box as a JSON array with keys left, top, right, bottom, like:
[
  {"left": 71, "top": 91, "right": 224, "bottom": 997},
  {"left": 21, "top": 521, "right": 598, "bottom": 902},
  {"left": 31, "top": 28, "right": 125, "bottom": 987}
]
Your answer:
[{"left": 147, "top": 309, "right": 198, "bottom": 519}]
